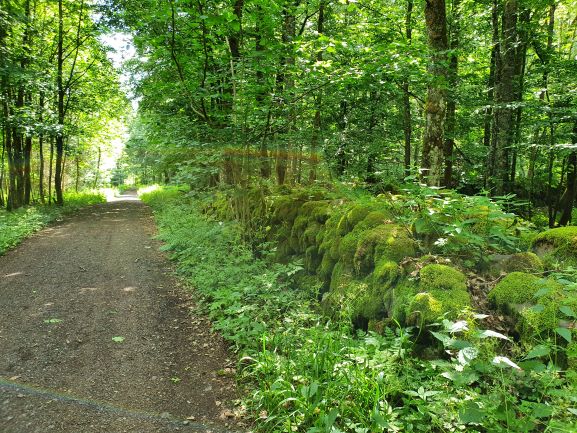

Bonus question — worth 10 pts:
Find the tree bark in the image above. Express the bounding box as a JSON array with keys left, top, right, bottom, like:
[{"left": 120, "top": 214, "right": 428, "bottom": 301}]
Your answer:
[
  {"left": 55, "top": 0, "right": 65, "bottom": 206},
  {"left": 443, "top": 0, "right": 459, "bottom": 188},
  {"left": 490, "top": 0, "right": 518, "bottom": 195},
  {"left": 421, "top": 0, "right": 448, "bottom": 187},
  {"left": 403, "top": 0, "right": 413, "bottom": 177},
  {"left": 39, "top": 93, "right": 45, "bottom": 203},
  {"left": 309, "top": 0, "right": 325, "bottom": 182},
  {"left": 557, "top": 122, "right": 577, "bottom": 226}
]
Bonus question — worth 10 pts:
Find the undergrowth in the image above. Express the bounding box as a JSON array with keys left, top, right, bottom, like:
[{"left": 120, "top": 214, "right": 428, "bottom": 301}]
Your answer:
[
  {"left": 0, "top": 191, "right": 105, "bottom": 255},
  {"left": 142, "top": 187, "right": 577, "bottom": 433}
]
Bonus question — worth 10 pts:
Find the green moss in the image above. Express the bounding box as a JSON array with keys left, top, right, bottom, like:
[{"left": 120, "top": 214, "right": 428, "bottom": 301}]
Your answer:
[
  {"left": 401, "top": 265, "right": 470, "bottom": 325},
  {"left": 302, "top": 222, "right": 321, "bottom": 248},
  {"left": 489, "top": 272, "right": 572, "bottom": 342},
  {"left": 388, "top": 281, "right": 418, "bottom": 322},
  {"left": 488, "top": 272, "right": 540, "bottom": 309},
  {"left": 373, "top": 226, "right": 416, "bottom": 264},
  {"left": 353, "top": 225, "right": 416, "bottom": 275},
  {"left": 406, "top": 293, "right": 443, "bottom": 325},
  {"left": 318, "top": 253, "right": 337, "bottom": 282},
  {"left": 359, "top": 211, "right": 389, "bottom": 229},
  {"left": 532, "top": 226, "right": 577, "bottom": 265},
  {"left": 329, "top": 260, "right": 350, "bottom": 292},
  {"left": 419, "top": 264, "right": 466, "bottom": 291},
  {"left": 503, "top": 252, "right": 544, "bottom": 273},
  {"left": 300, "top": 200, "right": 331, "bottom": 223},
  {"left": 373, "top": 260, "right": 400, "bottom": 289},
  {"left": 274, "top": 226, "right": 294, "bottom": 262},
  {"left": 270, "top": 195, "right": 303, "bottom": 225},
  {"left": 304, "top": 246, "right": 322, "bottom": 273},
  {"left": 336, "top": 204, "right": 375, "bottom": 235},
  {"left": 339, "top": 231, "right": 362, "bottom": 266}
]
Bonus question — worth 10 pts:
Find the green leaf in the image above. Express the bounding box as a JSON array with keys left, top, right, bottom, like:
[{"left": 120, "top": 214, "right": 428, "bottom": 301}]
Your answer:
[
  {"left": 559, "top": 305, "right": 577, "bottom": 318},
  {"left": 459, "top": 401, "right": 485, "bottom": 424},
  {"left": 478, "top": 329, "right": 510, "bottom": 340},
  {"left": 529, "top": 304, "right": 545, "bottom": 313},
  {"left": 555, "top": 327, "right": 572, "bottom": 343},
  {"left": 43, "top": 318, "right": 62, "bottom": 324},
  {"left": 525, "top": 345, "right": 550, "bottom": 359},
  {"left": 112, "top": 336, "right": 125, "bottom": 343},
  {"left": 533, "top": 288, "right": 551, "bottom": 298}
]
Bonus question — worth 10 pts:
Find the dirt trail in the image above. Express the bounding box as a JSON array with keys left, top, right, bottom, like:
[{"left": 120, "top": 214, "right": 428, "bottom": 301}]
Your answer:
[{"left": 0, "top": 192, "right": 240, "bottom": 433}]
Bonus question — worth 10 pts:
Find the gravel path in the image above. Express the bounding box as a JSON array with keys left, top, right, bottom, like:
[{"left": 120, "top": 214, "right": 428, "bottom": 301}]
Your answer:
[{"left": 0, "top": 193, "right": 240, "bottom": 433}]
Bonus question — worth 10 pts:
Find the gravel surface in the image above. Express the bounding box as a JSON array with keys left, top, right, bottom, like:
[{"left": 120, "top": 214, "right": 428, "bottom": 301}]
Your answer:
[{"left": 0, "top": 193, "right": 241, "bottom": 433}]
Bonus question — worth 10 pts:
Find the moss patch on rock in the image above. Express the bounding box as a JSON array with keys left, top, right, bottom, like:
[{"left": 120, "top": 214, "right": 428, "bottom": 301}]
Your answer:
[
  {"left": 488, "top": 272, "right": 573, "bottom": 342},
  {"left": 532, "top": 226, "right": 577, "bottom": 266},
  {"left": 503, "top": 252, "right": 544, "bottom": 274},
  {"left": 488, "top": 272, "right": 541, "bottom": 310},
  {"left": 403, "top": 264, "right": 471, "bottom": 325}
]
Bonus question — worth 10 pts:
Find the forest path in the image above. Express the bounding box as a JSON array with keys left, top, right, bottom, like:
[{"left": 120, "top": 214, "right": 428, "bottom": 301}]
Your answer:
[{"left": 0, "top": 192, "right": 239, "bottom": 433}]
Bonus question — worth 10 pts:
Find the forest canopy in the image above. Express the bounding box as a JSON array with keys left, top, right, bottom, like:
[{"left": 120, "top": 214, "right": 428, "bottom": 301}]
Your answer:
[{"left": 98, "top": 0, "right": 577, "bottom": 227}]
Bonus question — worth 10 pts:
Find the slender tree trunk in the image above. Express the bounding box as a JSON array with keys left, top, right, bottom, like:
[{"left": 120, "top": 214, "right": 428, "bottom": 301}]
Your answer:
[
  {"left": 557, "top": 122, "right": 577, "bottom": 226},
  {"left": 421, "top": 0, "right": 448, "bottom": 187},
  {"left": 403, "top": 0, "right": 413, "bottom": 177},
  {"left": 443, "top": 0, "right": 459, "bottom": 187},
  {"left": 93, "top": 146, "right": 101, "bottom": 188},
  {"left": 48, "top": 137, "right": 54, "bottom": 203},
  {"left": 484, "top": 0, "right": 500, "bottom": 190},
  {"left": 309, "top": 0, "right": 325, "bottom": 182},
  {"left": 490, "top": 0, "right": 518, "bottom": 195},
  {"left": 39, "top": 93, "right": 45, "bottom": 203},
  {"left": 55, "top": 0, "right": 65, "bottom": 206},
  {"left": 255, "top": 11, "right": 270, "bottom": 179},
  {"left": 75, "top": 154, "right": 80, "bottom": 192},
  {"left": 509, "top": 8, "right": 529, "bottom": 186}
]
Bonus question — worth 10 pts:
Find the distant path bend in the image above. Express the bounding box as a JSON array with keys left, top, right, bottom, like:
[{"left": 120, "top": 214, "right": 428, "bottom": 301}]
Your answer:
[{"left": 0, "top": 192, "right": 238, "bottom": 433}]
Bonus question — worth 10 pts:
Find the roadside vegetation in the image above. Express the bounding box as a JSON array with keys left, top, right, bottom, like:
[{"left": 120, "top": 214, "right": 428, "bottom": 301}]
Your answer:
[{"left": 142, "top": 185, "right": 577, "bottom": 433}]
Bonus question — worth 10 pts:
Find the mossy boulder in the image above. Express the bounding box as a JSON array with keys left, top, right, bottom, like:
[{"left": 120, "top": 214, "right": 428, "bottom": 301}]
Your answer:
[
  {"left": 502, "top": 252, "right": 544, "bottom": 274},
  {"left": 488, "top": 272, "right": 541, "bottom": 311},
  {"left": 373, "top": 260, "right": 400, "bottom": 289},
  {"left": 407, "top": 293, "right": 443, "bottom": 324},
  {"left": 304, "top": 246, "right": 322, "bottom": 273},
  {"left": 354, "top": 225, "right": 416, "bottom": 275},
  {"left": 403, "top": 264, "right": 471, "bottom": 326},
  {"left": 336, "top": 203, "right": 377, "bottom": 235},
  {"left": 318, "top": 253, "right": 337, "bottom": 282},
  {"left": 532, "top": 226, "right": 577, "bottom": 266},
  {"left": 299, "top": 200, "right": 331, "bottom": 223},
  {"left": 321, "top": 265, "right": 371, "bottom": 322},
  {"left": 322, "top": 259, "right": 399, "bottom": 326},
  {"left": 270, "top": 195, "right": 304, "bottom": 225},
  {"left": 489, "top": 272, "right": 573, "bottom": 342}
]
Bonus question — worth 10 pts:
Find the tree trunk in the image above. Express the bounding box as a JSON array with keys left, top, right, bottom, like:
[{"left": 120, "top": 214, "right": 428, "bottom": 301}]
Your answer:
[
  {"left": 557, "top": 122, "right": 577, "bottom": 226},
  {"left": 39, "top": 93, "right": 45, "bottom": 203},
  {"left": 421, "top": 0, "right": 448, "bottom": 187},
  {"left": 309, "top": 0, "right": 325, "bottom": 182},
  {"left": 255, "top": 10, "right": 271, "bottom": 179},
  {"left": 93, "top": 146, "right": 101, "bottom": 189},
  {"left": 403, "top": 0, "right": 413, "bottom": 177},
  {"left": 443, "top": 0, "right": 459, "bottom": 188},
  {"left": 55, "top": 0, "right": 65, "bottom": 206},
  {"left": 490, "top": 0, "right": 518, "bottom": 195}
]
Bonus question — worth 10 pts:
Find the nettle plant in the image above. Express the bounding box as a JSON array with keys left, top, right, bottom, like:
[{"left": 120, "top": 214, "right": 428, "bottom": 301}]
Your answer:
[
  {"left": 391, "top": 184, "right": 532, "bottom": 268},
  {"left": 430, "top": 315, "right": 577, "bottom": 432}
]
